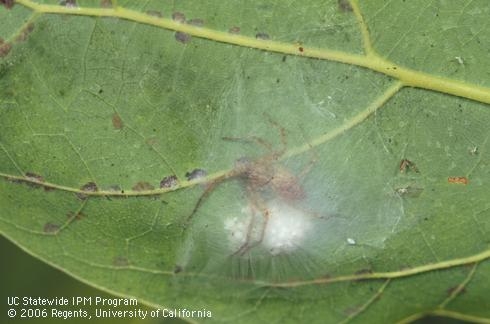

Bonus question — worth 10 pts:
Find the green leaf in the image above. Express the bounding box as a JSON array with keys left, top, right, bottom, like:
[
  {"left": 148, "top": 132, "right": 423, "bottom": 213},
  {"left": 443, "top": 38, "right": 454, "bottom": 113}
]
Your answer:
[{"left": 1, "top": 0, "right": 489, "bottom": 323}]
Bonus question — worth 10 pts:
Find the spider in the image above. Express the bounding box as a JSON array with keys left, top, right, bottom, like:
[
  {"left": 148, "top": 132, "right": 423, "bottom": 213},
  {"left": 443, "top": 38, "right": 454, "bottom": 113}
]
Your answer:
[{"left": 184, "top": 114, "right": 316, "bottom": 256}]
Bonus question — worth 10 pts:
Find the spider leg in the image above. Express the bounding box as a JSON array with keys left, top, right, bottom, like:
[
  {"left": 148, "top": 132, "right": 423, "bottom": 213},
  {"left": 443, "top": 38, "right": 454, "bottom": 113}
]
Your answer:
[
  {"left": 262, "top": 112, "right": 287, "bottom": 157},
  {"left": 182, "top": 173, "right": 229, "bottom": 230},
  {"left": 231, "top": 190, "right": 271, "bottom": 256},
  {"left": 231, "top": 209, "right": 258, "bottom": 256}
]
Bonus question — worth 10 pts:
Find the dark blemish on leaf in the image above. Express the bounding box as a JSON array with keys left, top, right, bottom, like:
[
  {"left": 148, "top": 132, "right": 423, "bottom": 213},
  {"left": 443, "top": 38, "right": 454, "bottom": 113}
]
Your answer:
[
  {"left": 354, "top": 268, "right": 373, "bottom": 276},
  {"left": 25, "top": 172, "right": 44, "bottom": 183},
  {"left": 173, "top": 265, "right": 183, "bottom": 274},
  {"left": 175, "top": 32, "right": 192, "bottom": 44},
  {"left": 187, "top": 18, "right": 204, "bottom": 27},
  {"left": 147, "top": 10, "right": 162, "bottom": 18},
  {"left": 112, "top": 113, "right": 123, "bottom": 130},
  {"left": 468, "top": 146, "right": 478, "bottom": 155},
  {"left": 113, "top": 256, "right": 129, "bottom": 267},
  {"left": 67, "top": 211, "right": 85, "bottom": 221},
  {"left": 172, "top": 12, "right": 186, "bottom": 23},
  {"left": 276, "top": 78, "right": 280, "bottom": 83},
  {"left": 185, "top": 169, "right": 207, "bottom": 181},
  {"left": 395, "top": 186, "right": 423, "bottom": 198},
  {"left": 447, "top": 285, "right": 466, "bottom": 296},
  {"left": 399, "top": 159, "right": 419, "bottom": 173},
  {"left": 15, "top": 23, "right": 35, "bottom": 42},
  {"left": 160, "top": 175, "right": 178, "bottom": 188},
  {"left": 0, "top": 42, "right": 12, "bottom": 58},
  {"left": 23, "top": 172, "right": 47, "bottom": 190},
  {"left": 60, "top": 0, "right": 77, "bottom": 8},
  {"left": 100, "top": 0, "right": 112, "bottom": 8},
  {"left": 282, "top": 56, "right": 287, "bottom": 62},
  {"left": 0, "top": 0, "right": 14, "bottom": 9},
  {"left": 132, "top": 181, "right": 155, "bottom": 191},
  {"left": 338, "top": 0, "right": 353, "bottom": 12},
  {"left": 43, "top": 222, "right": 60, "bottom": 234},
  {"left": 298, "top": 47, "right": 304, "bottom": 53},
  {"left": 77, "top": 182, "right": 98, "bottom": 200},
  {"left": 98, "top": 88, "right": 103, "bottom": 94},
  {"left": 256, "top": 32, "right": 270, "bottom": 40},
  {"left": 229, "top": 26, "right": 240, "bottom": 34}
]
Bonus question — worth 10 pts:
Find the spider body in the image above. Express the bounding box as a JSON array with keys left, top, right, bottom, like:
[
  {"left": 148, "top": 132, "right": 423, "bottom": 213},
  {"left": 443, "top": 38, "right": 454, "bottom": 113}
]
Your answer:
[
  {"left": 184, "top": 115, "right": 314, "bottom": 256},
  {"left": 233, "top": 156, "right": 306, "bottom": 202}
]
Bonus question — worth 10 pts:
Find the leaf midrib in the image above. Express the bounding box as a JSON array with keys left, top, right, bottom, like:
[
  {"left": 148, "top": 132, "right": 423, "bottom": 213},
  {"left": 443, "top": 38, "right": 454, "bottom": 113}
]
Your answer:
[{"left": 12, "top": 0, "right": 490, "bottom": 104}]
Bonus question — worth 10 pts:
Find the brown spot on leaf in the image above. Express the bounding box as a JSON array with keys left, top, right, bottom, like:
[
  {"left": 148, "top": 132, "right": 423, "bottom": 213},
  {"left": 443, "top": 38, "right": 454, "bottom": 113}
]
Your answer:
[
  {"left": 25, "top": 172, "right": 44, "bottom": 183},
  {"left": 399, "top": 159, "right": 419, "bottom": 173},
  {"left": 146, "top": 10, "right": 162, "bottom": 18},
  {"left": 187, "top": 18, "right": 204, "bottom": 27},
  {"left": 447, "top": 285, "right": 466, "bottom": 296},
  {"left": 354, "top": 268, "right": 373, "bottom": 280},
  {"left": 160, "top": 175, "right": 178, "bottom": 188},
  {"left": 0, "top": 0, "right": 14, "bottom": 9},
  {"left": 185, "top": 169, "right": 207, "bottom": 181},
  {"left": 77, "top": 182, "right": 98, "bottom": 200},
  {"left": 132, "top": 181, "right": 155, "bottom": 191},
  {"left": 112, "top": 113, "right": 123, "bottom": 129},
  {"left": 23, "top": 172, "right": 48, "bottom": 190},
  {"left": 173, "top": 265, "right": 183, "bottom": 274},
  {"left": 448, "top": 176, "right": 468, "bottom": 185},
  {"left": 229, "top": 26, "right": 240, "bottom": 34},
  {"left": 175, "top": 32, "right": 192, "bottom": 44},
  {"left": 16, "top": 23, "right": 34, "bottom": 42},
  {"left": 100, "top": 0, "right": 112, "bottom": 8},
  {"left": 172, "top": 12, "right": 186, "bottom": 23},
  {"left": 0, "top": 42, "right": 12, "bottom": 58},
  {"left": 338, "top": 0, "right": 353, "bottom": 12},
  {"left": 60, "top": 0, "right": 77, "bottom": 8},
  {"left": 43, "top": 185, "right": 55, "bottom": 192},
  {"left": 256, "top": 32, "right": 270, "bottom": 40},
  {"left": 7, "top": 176, "right": 23, "bottom": 185},
  {"left": 113, "top": 256, "right": 129, "bottom": 267},
  {"left": 43, "top": 222, "right": 60, "bottom": 234},
  {"left": 67, "top": 211, "right": 85, "bottom": 221}
]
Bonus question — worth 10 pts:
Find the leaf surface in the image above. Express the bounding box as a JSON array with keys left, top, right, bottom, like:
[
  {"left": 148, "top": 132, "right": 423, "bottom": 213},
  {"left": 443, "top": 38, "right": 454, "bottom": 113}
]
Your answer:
[{"left": 1, "top": 1, "right": 489, "bottom": 323}]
